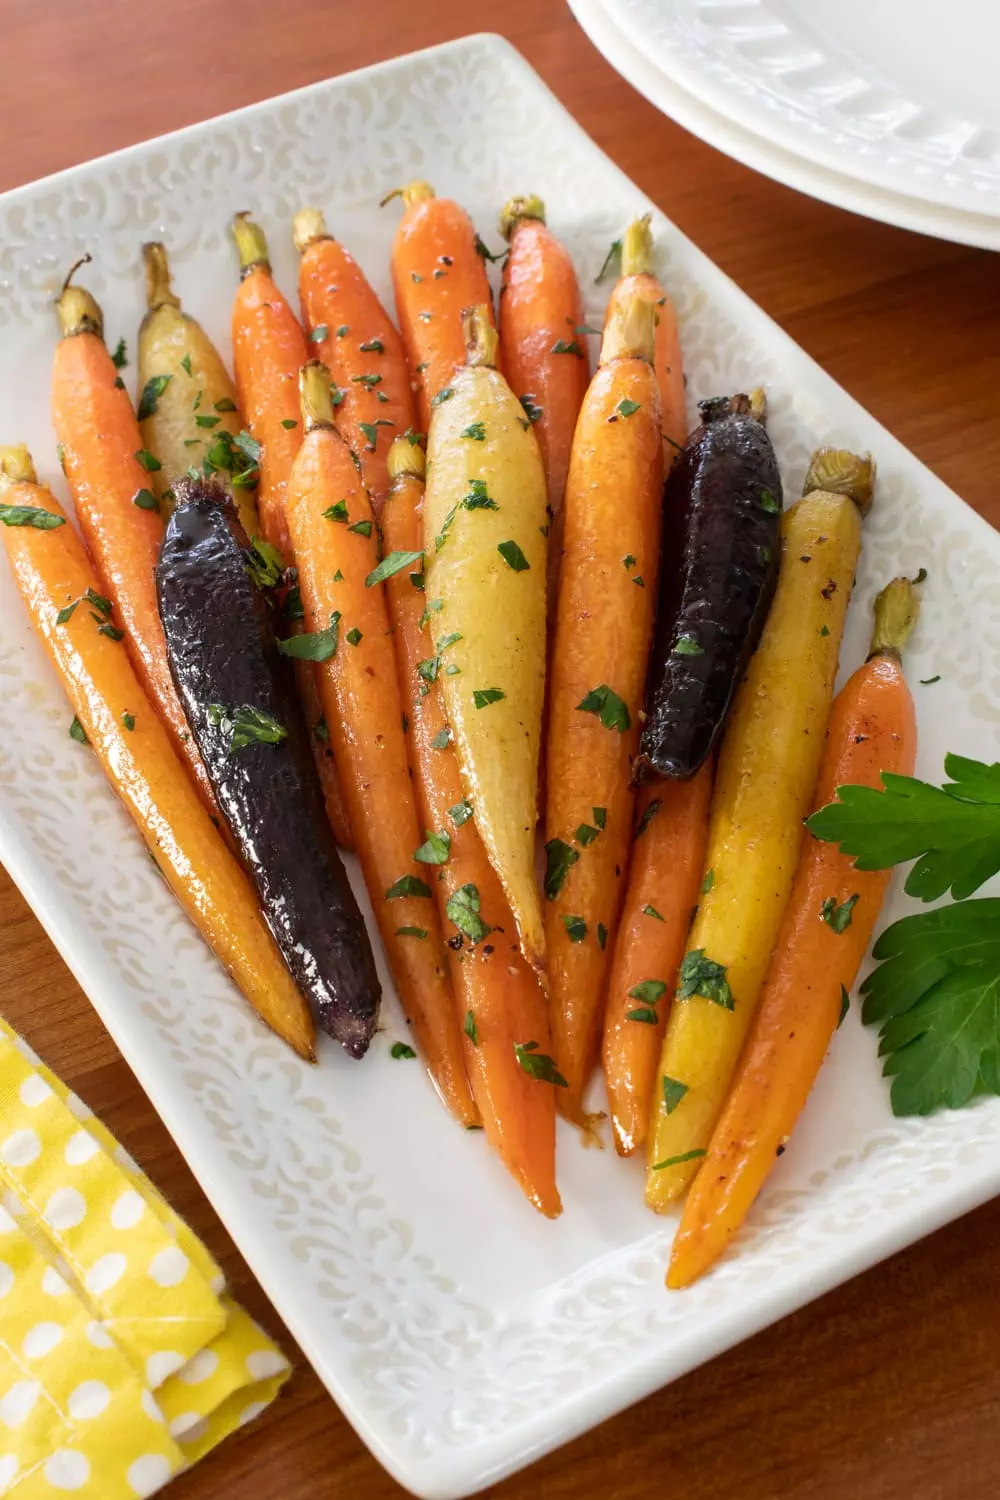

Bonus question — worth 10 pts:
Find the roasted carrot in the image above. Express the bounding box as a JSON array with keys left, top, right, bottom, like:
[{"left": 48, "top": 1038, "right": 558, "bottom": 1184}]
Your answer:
[
  {"left": 51, "top": 260, "right": 215, "bottom": 814},
  {"left": 137, "top": 242, "right": 257, "bottom": 534},
  {"left": 603, "top": 215, "right": 686, "bottom": 463},
  {"left": 544, "top": 294, "right": 664, "bottom": 1124},
  {"left": 286, "top": 364, "right": 475, "bottom": 1124},
  {"left": 0, "top": 447, "right": 314, "bottom": 1059},
  {"left": 383, "top": 180, "right": 497, "bottom": 429},
  {"left": 669, "top": 578, "right": 918, "bottom": 1286},
  {"left": 602, "top": 763, "right": 712, "bottom": 1156},
  {"left": 646, "top": 448, "right": 874, "bottom": 1209},
  {"left": 380, "top": 436, "right": 560, "bottom": 1214},
  {"left": 230, "top": 213, "right": 353, "bottom": 851},
  {"left": 230, "top": 212, "right": 307, "bottom": 558},
  {"left": 498, "top": 194, "right": 589, "bottom": 600},
  {"left": 294, "top": 207, "right": 416, "bottom": 509}
]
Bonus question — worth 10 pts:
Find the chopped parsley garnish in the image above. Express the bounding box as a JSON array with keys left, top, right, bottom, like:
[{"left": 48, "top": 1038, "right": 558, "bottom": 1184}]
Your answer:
[
  {"left": 385, "top": 874, "right": 432, "bottom": 900},
  {"left": 448, "top": 800, "right": 474, "bottom": 826},
  {"left": 366, "top": 549, "right": 423, "bottom": 587},
  {"left": 132, "top": 488, "right": 158, "bottom": 511},
  {"left": 179, "top": 353, "right": 192, "bottom": 375},
  {"left": 431, "top": 727, "right": 451, "bottom": 750},
  {"left": 562, "top": 914, "right": 587, "bottom": 943},
  {"left": 135, "top": 449, "right": 161, "bottom": 472},
  {"left": 281, "top": 418, "right": 298, "bottom": 430},
  {"left": 195, "top": 414, "right": 220, "bottom": 429},
  {"left": 544, "top": 838, "right": 579, "bottom": 899},
  {"left": 652, "top": 1150, "right": 706, "bottom": 1170},
  {"left": 360, "top": 338, "right": 384, "bottom": 353},
  {"left": 701, "top": 868, "right": 715, "bottom": 893},
  {"left": 97, "top": 623, "right": 124, "bottom": 641},
  {"left": 464, "top": 1010, "right": 478, "bottom": 1045},
  {"left": 673, "top": 633, "right": 704, "bottom": 656},
  {"left": 414, "top": 829, "right": 451, "bottom": 865},
  {"left": 208, "top": 703, "right": 288, "bottom": 751},
  {"left": 348, "top": 519, "right": 373, "bottom": 537},
  {"left": 436, "top": 631, "right": 462, "bottom": 652},
  {"left": 473, "top": 688, "right": 504, "bottom": 708},
  {"left": 233, "top": 430, "right": 262, "bottom": 466},
  {"left": 643, "top": 905, "right": 664, "bottom": 921},
  {"left": 623, "top": 554, "right": 637, "bottom": 570},
  {"left": 662, "top": 1076, "right": 688, "bottom": 1114},
  {"left": 497, "top": 540, "right": 529, "bottom": 571},
  {"left": 137, "top": 373, "right": 171, "bottom": 421},
  {"left": 325, "top": 499, "right": 349, "bottom": 523},
  {"left": 820, "top": 893, "right": 860, "bottom": 933},
  {"left": 245, "top": 536, "right": 286, "bottom": 590},
  {"left": 434, "top": 505, "right": 458, "bottom": 552},
  {"left": 446, "top": 883, "right": 491, "bottom": 944},
  {"left": 759, "top": 488, "right": 780, "bottom": 514},
  {"left": 0, "top": 505, "right": 65, "bottom": 529},
  {"left": 353, "top": 373, "right": 383, "bottom": 389},
  {"left": 417, "top": 656, "right": 440, "bottom": 683},
  {"left": 920, "top": 675, "right": 941, "bottom": 685},
  {"left": 463, "top": 478, "right": 498, "bottom": 511},
  {"left": 390, "top": 1042, "right": 417, "bottom": 1059},
  {"left": 616, "top": 398, "right": 641, "bottom": 419},
  {"left": 577, "top": 684, "right": 630, "bottom": 733},
  {"left": 214, "top": 397, "right": 237, "bottom": 413},
  {"left": 461, "top": 422, "right": 486, "bottom": 441},
  {"left": 309, "top": 324, "right": 329, "bottom": 343},
  {"left": 595, "top": 236, "right": 622, "bottom": 283},
  {"left": 431, "top": 387, "right": 454, "bottom": 407},
  {"left": 838, "top": 985, "right": 850, "bottom": 1028},
  {"left": 69, "top": 715, "right": 89, "bottom": 744},
  {"left": 276, "top": 614, "right": 340, "bottom": 662},
  {"left": 121, "top": 711, "right": 135, "bottom": 732},
  {"left": 345, "top": 626, "right": 363, "bottom": 646},
  {"left": 597, "top": 922, "right": 608, "bottom": 950},
  {"left": 397, "top": 926, "right": 428, "bottom": 940},
  {"left": 519, "top": 394, "right": 543, "bottom": 424},
  {"left": 513, "top": 1041, "right": 568, "bottom": 1087},
  {"left": 575, "top": 821, "right": 602, "bottom": 847},
  {"left": 550, "top": 338, "right": 585, "bottom": 357},
  {"left": 111, "top": 338, "right": 128, "bottom": 369},
  {"left": 626, "top": 979, "right": 667, "bottom": 1027},
  {"left": 678, "top": 949, "right": 733, "bottom": 1009},
  {"left": 314, "top": 717, "right": 329, "bottom": 744}
]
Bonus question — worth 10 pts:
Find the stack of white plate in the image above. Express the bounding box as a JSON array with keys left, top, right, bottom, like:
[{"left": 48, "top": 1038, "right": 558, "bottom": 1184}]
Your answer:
[{"left": 568, "top": 0, "right": 1000, "bottom": 249}]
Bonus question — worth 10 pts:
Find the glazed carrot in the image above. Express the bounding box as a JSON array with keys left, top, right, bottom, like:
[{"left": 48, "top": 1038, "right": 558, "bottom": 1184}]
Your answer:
[
  {"left": 383, "top": 180, "right": 498, "bottom": 429},
  {"left": 544, "top": 294, "right": 664, "bottom": 1124},
  {"left": 230, "top": 213, "right": 352, "bottom": 850},
  {"left": 0, "top": 447, "right": 314, "bottom": 1060},
  {"left": 603, "top": 216, "right": 686, "bottom": 463},
  {"left": 381, "top": 436, "right": 560, "bottom": 1215},
  {"left": 498, "top": 194, "right": 590, "bottom": 600},
  {"left": 669, "top": 578, "right": 919, "bottom": 1287},
  {"left": 286, "top": 365, "right": 475, "bottom": 1125},
  {"left": 294, "top": 207, "right": 416, "bottom": 509},
  {"left": 602, "top": 763, "right": 712, "bottom": 1156},
  {"left": 230, "top": 212, "right": 307, "bottom": 558},
  {"left": 51, "top": 261, "right": 215, "bottom": 814}
]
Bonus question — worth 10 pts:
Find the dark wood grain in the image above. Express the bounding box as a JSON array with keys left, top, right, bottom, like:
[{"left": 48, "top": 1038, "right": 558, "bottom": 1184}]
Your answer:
[{"left": 2, "top": 3, "right": 998, "bottom": 1497}]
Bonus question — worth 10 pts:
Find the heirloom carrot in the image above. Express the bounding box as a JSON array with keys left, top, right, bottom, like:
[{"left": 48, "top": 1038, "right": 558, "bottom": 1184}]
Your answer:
[
  {"left": 286, "top": 365, "right": 475, "bottom": 1125},
  {"left": 380, "top": 436, "right": 560, "bottom": 1215},
  {"left": 230, "top": 211, "right": 307, "bottom": 557},
  {"left": 51, "top": 260, "right": 215, "bottom": 812},
  {"left": 498, "top": 194, "right": 590, "bottom": 598},
  {"left": 0, "top": 447, "right": 314, "bottom": 1060},
  {"left": 383, "top": 180, "right": 497, "bottom": 429},
  {"left": 603, "top": 215, "right": 686, "bottom": 463},
  {"left": 646, "top": 448, "right": 875, "bottom": 1210},
  {"left": 669, "top": 577, "right": 918, "bottom": 1287},
  {"left": 230, "top": 212, "right": 352, "bottom": 850},
  {"left": 136, "top": 241, "right": 256, "bottom": 534},
  {"left": 602, "top": 763, "right": 712, "bottom": 1156},
  {"left": 544, "top": 294, "right": 664, "bottom": 1123},
  {"left": 293, "top": 207, "right": 416, "bottom": 509}
]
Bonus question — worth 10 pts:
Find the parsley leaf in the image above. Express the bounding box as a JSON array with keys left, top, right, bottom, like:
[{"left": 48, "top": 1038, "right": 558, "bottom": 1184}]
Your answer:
[
  {"left": 448, "top": 800, "right": 474, "bottom": 826},
  {"left": 652, "top": 1149, "right": 706, "bottom": 1171},
  {"left": 497, "top": 540, "right": 529, "bottom": 571},
  {"left": 473, "top": 688, "right": 504, "bottom": 708},
  {"left": 132, "top": 488, "right": 158, "bottom": 512},
  {"left": 662, "top": 1076, "right": 688, "bottom": 1114},
  {"left": 208, "top": 703, "right": 287, "bottom": 750},
  {"left": 807, "top": 754, "right": 1000, "bottom": 902},
  {"left": 348, "top": 519, "right": 373, "bottom": 537},
  {"left": 643, "top": 904, "right": 664, "bottom": 921},
  {"left": 390, "top": 1041, "right": 417, "bottom": 1059},
  {"left": 446, "top": 883, "right": 491, "bottom": 944},
  {"left": 325, "top": 499, "right": 349, "bottom": 523},
  {"left": 360, "top": 338, "right": 384, "bottom": 353},
  {"left": 550, "top": 338, "right": 585, "bottom": 357},
  {"left": 68, "top": 715, "right": 89, "bottom": 745},
  {"left": 544, "top": 838, "right": 579, "bottom": 899},
  {"left": 674, "top": 633, "right": 704, "bottom": 657},
  {"left": 385, "top": 873, "right": 432, "bottom": 900},
  {"left": 461, "top": 422, "right": 486, "bottom": 441},
  {"left": 276, "top": 614, "right": 339, "bottom": 662},
  {"left": 820, "top": 893, "right": 859, "bottom": 933},
  {"left": 365, "top": 550, "right": 423, "bottom": 587},
  {"left": 562, "top": 914, "right": 587, "bottom": 943},
  {"left": 111, "top": 337, "right": 128, "bottom": 369},
  {"left": 464, "top": 1009, "right": 479, "bottom": 1045},
  {"left": 245, "top": 536, "right": 286, "bottom": 590},
  {"left": 616, "top": 398, "right": 641, "bottom": 419},
  {"left": 636, "top": 799, "right": 661, "bottom": 837},
  {"left": 759, "top": 488, "right": 781, "bottom": 514},
  {"left": 678, "top": 949, "right": 733, "bottom": 1009},
  {"left": 597, "top": 922, "right": 608, "bottom": 950},
  {"left": 519, "top": 394, "right": 543, "bottom": 424},
  {"left": 135, "top": 448, "right": 161, "bottom": 472},
  {"left": 431, "top": 727, "right": 451, "bottom": 750},
  {"left": 0, "top": 505, "right": 65, "bottom": 529},
  {"left": 463, "top": 478, "right": 497, "bottom": 511},
  {"left": 577, "top": 684, "right": 630, "bottom": 733},
  {"left": 861, "top": 899, "right": 1000, "bottom": 1115},
  {"left": 513, "top": 1041, "right": 568, "bottom": 1087},
  {"left": 137, "top": 373, "right": 171, "bottom": 421},
  {"left": 397, "top": 926, "right": 427, "bottom": 940},
  {"left": 414, "top": 829, "right": 451, "bottom": 865},
  {"left": 431, "top": 387, "right": 454, "bottom": 407},
  {"left": 596, "top": 236, "right": 622, "bottom": 283}
]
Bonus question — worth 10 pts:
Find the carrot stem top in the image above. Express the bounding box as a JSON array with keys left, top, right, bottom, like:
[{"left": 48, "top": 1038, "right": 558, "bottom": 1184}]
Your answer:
[
  {"left": 462, "top": 305, "right": 499, "bottom": 369},
  {"left": 0, "top": 445, "right": 36, "bottom": 490},
  {"left": 387, "top": 435, "right": 426, "bottom": 484},
  {"left": 380, "top": 180, "right": 435, "bottom": 210},
  {"left": 299, "top": 361, "right": 335, "bottom": 432},
  {"left": 620, "top": 213, "right": 654, "bottom": 278},
  {"left": 293, "top": 207, "right": 331, "bottom": 253},
  {"left": 142, "top": 242, "right": 180, "bottom": 312},
  {"left": 55, "top": 257, "right": 103, "bottom": 339},
  {"left": 499, "top": 194, "right": 546, "bottom": 242},
  {"left": 231, "top": 212, "right": 270, "bottom": 277},
  {"left": 599, "top": 291, "right": 655, "bottom": 366},
  {"left": 803, "top": 447, "right": 876, "bottom": 515},
  {"left": 868, "top": 576, "right": 920, "bottom": 660}
]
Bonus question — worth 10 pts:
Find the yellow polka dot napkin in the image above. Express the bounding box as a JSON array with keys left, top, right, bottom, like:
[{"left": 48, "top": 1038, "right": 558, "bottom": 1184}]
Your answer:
[{"left": 0, "top": 1020, "right": 290, "bottom": 1497}]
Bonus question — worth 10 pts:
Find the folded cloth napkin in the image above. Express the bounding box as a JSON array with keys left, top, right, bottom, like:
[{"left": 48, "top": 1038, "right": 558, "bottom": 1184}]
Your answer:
[{"left": 0, "top": 1020, "right": 290, "bottom": 1497}]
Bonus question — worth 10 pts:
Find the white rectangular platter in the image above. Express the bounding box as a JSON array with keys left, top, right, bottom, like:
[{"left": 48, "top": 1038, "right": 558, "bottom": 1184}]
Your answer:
[{"left": 0, "top": 33, "right": 998, "bottom": 1500}]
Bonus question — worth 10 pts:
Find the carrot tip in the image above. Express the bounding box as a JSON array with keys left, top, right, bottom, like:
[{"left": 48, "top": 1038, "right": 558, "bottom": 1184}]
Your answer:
[
  {"left": 142, "top": 242, "right": 180, "bottom": 313},
  {"left": 231, "top": 212, "right": 270, "bottom": 276},
  {"left": 803, "top": 447, "right": 876, "bottom": 516},
  {"left": 299, "top": 361, "right": 335, "bottom": 432},
  {"left": 600, "top": 292, "right": 656, "bottom": 366},
  {"left": 0, "top": 445, "right": 36, "bottom": 489},
  {"left": 55, "top": 270, "right": 103, "bottom": 340},
  {"left": 499, "top": 193, "right": 546, "bottom": 242},
  {"left": 620, "top": 213, "right": 654, "bottom": 278},
  {"left": 868, "top": 576, "right": 920, "bottom": 659},
  {"left": 387, "top": 435, "right": 425, "bottom": 483},
  {"left": 379, "top": 179, "right": 435, "bottom": 210},
  {"left": 461, "top": 306, "right": 499, "bottom": 369},
  {"left": 293, "top": 207, "right": 330, "bottom": 253}
]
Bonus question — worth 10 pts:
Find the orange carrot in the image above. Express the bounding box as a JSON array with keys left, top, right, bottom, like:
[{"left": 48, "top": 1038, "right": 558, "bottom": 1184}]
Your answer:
[
  {"left": 50, "top": 261, "right": 216, "bottom": 815},
  {"left": 294, "top": 207, "right": 416, "bottom": 509},
  {"left": 381, "top": 435, "right": 560, "bottom": 1216},
  {"left": 286, "top": 365, "right": 475, "bottom": 1126},
  {"left": 602, "top": 763, "right": 712, "bottom": 1156},
  {"left": 383, "top": 181, "right": 498, "bottom": 430},
  {"left": 0, "top": 447, "right": 314, "bottom": 1059},
  {"left": 230, "top": 212, "right": 307, "bottom": 559},
  {"left": 498, "top": 194, "right": 590, "bottom": 601},
  {"left": 603, "top": 215, "right": 686, "bottom": 464},
  {"left": 230, "top": 213, "right": 353, "bottom": 851},
  {"left": 669, "top": 578, "right": 919, "bottom": 1288},
  {"left": 544, "top": 294, "right": 664, "bottom": 1124}
]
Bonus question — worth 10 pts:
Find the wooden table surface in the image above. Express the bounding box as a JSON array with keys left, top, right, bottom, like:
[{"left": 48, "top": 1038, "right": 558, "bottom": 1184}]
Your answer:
[{"left": 3, "top": 2, "right": 999, "bottom": 1497}]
